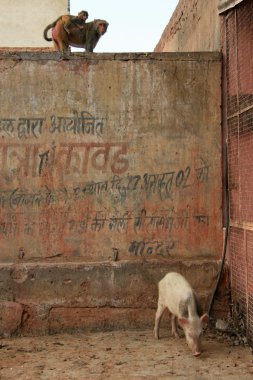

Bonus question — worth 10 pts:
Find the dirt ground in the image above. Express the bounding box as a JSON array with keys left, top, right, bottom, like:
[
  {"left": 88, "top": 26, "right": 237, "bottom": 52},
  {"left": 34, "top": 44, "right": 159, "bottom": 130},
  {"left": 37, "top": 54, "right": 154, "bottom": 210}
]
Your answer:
[{"left": 0, "top": 328, "right": 253, "bottom": 380}]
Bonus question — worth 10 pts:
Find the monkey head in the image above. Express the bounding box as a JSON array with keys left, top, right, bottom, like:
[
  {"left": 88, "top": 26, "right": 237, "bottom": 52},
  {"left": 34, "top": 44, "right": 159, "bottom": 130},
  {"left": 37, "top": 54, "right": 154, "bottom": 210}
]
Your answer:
[
  {"left": 78, "top": 10, "right": 89, "bottom": 21},
  {"left": 94, "top": 19, "right": 109, "bottom": 35}
]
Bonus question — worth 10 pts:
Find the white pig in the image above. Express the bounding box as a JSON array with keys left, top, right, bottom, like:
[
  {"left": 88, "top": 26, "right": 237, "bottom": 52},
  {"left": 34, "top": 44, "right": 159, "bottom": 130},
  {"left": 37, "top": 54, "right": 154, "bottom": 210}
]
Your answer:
[{"left": 154, "top": 272, "right": 209, "bottom": 357}]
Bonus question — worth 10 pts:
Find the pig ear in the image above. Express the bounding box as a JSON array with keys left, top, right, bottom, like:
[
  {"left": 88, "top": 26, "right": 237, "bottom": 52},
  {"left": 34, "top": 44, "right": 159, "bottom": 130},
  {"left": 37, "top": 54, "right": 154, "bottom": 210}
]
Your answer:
[
  {"left": 200, "top": 313, "right": 209, "bottom": 324},
  {"left": 178, "top": 317, "right": 189, "bottom": 326}
]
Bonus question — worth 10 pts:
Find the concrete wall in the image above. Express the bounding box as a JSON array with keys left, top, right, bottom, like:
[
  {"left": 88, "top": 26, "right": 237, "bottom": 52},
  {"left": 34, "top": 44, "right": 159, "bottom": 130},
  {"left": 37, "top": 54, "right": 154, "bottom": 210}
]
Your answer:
[
  {"left": 0, "top": 0, "right": 67, "bottom": 48},
  {"left": 155, "top": 0, "right": 221, "bottom": 52},
  {"left": 0, "top": 51, "right": 222, "bottom": 335}
]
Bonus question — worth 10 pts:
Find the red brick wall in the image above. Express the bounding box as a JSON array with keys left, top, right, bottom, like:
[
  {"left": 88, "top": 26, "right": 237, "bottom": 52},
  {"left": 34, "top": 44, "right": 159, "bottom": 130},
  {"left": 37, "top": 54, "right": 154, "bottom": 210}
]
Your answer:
[
  {"left": 225, "top": 0, "right": 253, "bottom": 345},
  {"left": 247, "top": 231, "right": 253, "bottom": 344},
  {"left": 229, "top": 228, "right": 247, "bottom": 314}
]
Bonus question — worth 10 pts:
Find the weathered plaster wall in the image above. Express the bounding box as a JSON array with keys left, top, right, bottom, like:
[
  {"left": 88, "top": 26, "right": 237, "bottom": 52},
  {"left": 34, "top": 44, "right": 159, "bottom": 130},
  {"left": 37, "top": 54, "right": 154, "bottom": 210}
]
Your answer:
[
  {"left": 0, "top": 0, "right": 67, "bottom": 48},
  {"left": 218, "top": 0, "right": 244, "bottom": 13},
  {"left": 155, "top": 0, "right": 221, "bottom": 52},
  {"left": 0, "top": 51, "right": 222, "bottom": 334}
]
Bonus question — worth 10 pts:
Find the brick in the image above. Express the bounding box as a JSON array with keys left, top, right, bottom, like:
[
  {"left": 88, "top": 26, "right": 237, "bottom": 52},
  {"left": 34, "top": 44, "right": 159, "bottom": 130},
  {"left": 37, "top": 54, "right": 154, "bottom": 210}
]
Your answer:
[{"left": 0, "top": 301, "right": 23, "bottom": 336}]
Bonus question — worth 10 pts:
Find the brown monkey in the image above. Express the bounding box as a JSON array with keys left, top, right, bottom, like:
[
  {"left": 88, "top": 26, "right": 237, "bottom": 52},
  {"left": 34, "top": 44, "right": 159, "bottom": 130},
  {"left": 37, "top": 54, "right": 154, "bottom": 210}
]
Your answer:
[
  {"left": 43, "top": 11, "right": 88, "bottom": 41},
  {"left": 43, "top": 19, "right": 109, "bottom": 53},
  {"left": 64, "top": 10, "right": 89, "bottom": 34}
]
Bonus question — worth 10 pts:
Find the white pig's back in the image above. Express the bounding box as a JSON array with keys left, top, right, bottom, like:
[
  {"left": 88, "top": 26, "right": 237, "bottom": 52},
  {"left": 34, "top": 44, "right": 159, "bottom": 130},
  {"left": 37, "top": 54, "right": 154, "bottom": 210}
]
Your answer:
[{"left": 158, "top": 272, "right": 194, "bottom": 315}]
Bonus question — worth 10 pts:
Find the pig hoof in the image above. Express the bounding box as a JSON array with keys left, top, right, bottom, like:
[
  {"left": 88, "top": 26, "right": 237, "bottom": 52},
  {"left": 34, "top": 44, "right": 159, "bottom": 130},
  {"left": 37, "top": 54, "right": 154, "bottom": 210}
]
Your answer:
[{"left": 193, "top": 352, "right": 201, "bottom": 357}]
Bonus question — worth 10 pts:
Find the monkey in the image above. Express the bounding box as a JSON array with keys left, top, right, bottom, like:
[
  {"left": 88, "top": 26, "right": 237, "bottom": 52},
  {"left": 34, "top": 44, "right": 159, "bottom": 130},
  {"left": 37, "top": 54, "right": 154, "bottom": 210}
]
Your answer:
[
  {"left": 43, "top": 19, "right": 109, "bottom": 53},
  {"left": 64, "top": 10, "right": 89, "bottom": 34},
  {"left": 43, "top": 10, "right": 89, "bottom": 41}
]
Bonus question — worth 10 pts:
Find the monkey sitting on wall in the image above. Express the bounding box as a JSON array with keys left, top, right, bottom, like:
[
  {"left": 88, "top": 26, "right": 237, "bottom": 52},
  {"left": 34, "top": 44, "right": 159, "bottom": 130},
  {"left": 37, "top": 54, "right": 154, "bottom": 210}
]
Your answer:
[{"left": 43, "top": 18, "right": 108, "bottom": 53}]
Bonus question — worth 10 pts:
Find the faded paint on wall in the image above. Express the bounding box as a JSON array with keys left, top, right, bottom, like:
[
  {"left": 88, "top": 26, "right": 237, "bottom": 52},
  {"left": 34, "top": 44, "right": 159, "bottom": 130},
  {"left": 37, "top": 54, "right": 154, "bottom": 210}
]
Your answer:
[
  {"left": 0, "top": 52, "right": 222, "bottom": 264},
  {"left": 155, "top": 0, "right": 221, "bottom": 52},
  {"left": 0, "top": 0, "right": 67, "bottom": 48}
]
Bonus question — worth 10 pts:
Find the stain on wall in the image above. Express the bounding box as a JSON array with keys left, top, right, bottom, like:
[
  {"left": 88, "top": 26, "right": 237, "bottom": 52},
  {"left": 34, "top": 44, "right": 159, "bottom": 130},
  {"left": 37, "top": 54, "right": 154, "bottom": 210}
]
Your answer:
[{"left": 0, "top": 52, "right": 222, "bottom": 264}]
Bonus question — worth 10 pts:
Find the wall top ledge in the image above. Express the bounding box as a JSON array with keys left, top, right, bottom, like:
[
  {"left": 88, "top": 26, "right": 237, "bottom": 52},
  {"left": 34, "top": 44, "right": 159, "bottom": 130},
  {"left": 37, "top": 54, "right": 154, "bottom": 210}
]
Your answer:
[
  {"left": 218, "top": 0, "right": 244, "bottom": 14},
  {"left": 0, "top": 260, "right": 220, "bottom": 271},
  {"left": 0, "top": 50, "right": 222, "bottom": 62}
]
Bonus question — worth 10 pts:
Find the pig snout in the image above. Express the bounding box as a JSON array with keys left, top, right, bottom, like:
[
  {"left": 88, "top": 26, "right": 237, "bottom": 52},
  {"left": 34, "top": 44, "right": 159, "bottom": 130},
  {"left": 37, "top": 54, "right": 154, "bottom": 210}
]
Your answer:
[
  {"left": 189, "top": 339, "right": 202, "bottom": 357},
  {"left": 191, "top": 342, "right": 202, "bottom": 357}
]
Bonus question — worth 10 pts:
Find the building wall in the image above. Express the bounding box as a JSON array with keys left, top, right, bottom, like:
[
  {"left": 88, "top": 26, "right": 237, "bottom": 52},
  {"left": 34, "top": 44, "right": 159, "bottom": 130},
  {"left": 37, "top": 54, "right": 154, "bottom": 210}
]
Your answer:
[
  {"left": 218, "top": 0, "right": 244, "bottom": 13},
  {"left": 155, "top": 0, "right": 221, "bottom": 52},
  {"left": 224, "top": 0, "right": 253, "bottom": 346},
  {"left": 0, "top": 51, "right": 222, "bottom": 335},
  {"left": 155, "top": 0, "right": 253, "bottom": 349},
  {"left": 0, "top": 0, "right": 68, "bottom": 48}
]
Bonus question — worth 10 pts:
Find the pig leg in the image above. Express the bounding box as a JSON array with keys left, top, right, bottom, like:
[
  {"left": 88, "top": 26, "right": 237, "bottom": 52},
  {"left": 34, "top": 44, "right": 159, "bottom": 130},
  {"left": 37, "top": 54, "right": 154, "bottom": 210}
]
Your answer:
[
  {"left": 154, "top": 303, "right": 166, "bottom": 339},
  {"left": 171, "top": 315, "right": 180, "bottom": 338}
]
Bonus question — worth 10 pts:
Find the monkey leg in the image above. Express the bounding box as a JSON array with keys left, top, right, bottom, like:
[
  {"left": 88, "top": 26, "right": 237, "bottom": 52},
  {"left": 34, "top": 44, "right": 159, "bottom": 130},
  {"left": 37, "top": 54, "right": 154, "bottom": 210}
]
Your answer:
[
  {"left": 52, "top": 25, "right": 69, "bottom": 52},
  {"left": 54, "top": 38, "right": 69, "bottom": 52},
  {"left": 53, "top": 40, "right": 60, "bottom": 51}
]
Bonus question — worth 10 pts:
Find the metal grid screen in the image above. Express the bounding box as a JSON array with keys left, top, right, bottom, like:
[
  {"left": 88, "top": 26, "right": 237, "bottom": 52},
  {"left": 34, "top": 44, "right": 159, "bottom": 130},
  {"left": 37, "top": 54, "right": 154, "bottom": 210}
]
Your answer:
[{"left": 226, "top": 0, "right": 253, "bottom": 346}]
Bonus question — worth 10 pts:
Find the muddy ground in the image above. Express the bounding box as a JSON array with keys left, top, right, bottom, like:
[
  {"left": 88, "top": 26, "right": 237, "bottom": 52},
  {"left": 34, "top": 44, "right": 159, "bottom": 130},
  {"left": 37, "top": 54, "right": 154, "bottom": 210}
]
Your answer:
[{"left": 0, "top": 328, "right": 253, "bottom": 379}]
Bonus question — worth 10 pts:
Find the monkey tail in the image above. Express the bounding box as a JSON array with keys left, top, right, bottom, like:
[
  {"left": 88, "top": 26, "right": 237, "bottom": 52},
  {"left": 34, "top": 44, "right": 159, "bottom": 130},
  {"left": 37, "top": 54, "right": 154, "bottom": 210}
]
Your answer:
[
  {"left": 43, "top": 17, "right": 61, "bottom": 42},
  {"left": 43, "top": 24, "right": 53, "bottom": 41}
]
